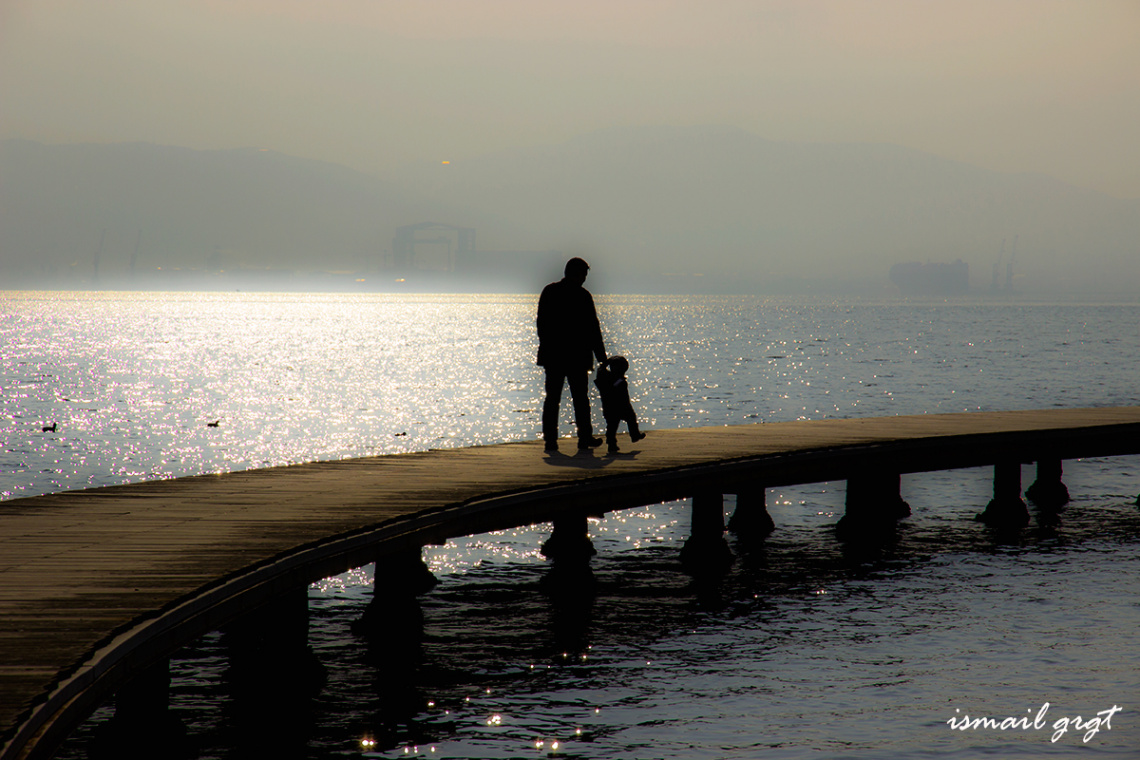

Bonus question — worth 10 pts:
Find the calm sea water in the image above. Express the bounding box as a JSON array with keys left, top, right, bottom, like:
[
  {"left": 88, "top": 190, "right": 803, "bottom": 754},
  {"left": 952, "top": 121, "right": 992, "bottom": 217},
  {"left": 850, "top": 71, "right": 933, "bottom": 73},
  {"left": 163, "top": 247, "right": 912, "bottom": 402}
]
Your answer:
[{"left": 3, "top": 291, "right": 1138, "bottom": 758}]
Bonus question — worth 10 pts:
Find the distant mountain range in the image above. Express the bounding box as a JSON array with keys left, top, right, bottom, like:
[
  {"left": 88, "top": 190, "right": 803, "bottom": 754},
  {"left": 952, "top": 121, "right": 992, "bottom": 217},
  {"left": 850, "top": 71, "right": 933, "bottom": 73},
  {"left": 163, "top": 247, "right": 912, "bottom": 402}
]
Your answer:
[
  {"left": 0, "top": 139, "right": 472, "bottom": 289},
  {"left": 3, "top": 127, "right": 1138, "bottom": 294}
]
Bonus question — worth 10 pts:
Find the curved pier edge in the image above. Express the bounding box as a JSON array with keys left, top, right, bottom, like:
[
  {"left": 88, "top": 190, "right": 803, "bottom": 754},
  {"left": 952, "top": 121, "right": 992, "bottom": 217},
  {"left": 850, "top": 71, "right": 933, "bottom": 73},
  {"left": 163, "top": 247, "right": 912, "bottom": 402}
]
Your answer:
[
  {"left": 1, "top": 467, "right": 706, "bottom": 760},
  {"left": 2, "top": 520, "right": 422, "bottom": 760}
]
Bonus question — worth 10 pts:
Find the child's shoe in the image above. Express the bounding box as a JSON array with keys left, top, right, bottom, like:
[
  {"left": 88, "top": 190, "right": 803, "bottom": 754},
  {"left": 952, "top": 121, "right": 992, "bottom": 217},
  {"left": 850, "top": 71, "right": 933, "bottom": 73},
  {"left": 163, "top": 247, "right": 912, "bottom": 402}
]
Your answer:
[{"left": 578, "top": 436, "right": 603, "bottom": 450}]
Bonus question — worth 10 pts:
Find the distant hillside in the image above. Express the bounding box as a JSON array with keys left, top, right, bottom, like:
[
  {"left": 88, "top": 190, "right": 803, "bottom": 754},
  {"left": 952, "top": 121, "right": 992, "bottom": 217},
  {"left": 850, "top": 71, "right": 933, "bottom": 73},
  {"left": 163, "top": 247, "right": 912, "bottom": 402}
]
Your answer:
[
  {"left": 4, "top": 129, "right": 1139, "bottom": 294},
  {"left": 0, "top": 139, "right": 504, "bottom": 288}
]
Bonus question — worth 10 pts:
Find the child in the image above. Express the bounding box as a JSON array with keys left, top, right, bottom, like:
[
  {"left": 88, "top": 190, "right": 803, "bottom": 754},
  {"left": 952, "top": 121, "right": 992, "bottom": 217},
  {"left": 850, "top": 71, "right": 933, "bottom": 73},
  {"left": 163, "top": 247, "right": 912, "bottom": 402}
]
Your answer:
[{"left": 594, "top": 356, "right": 645, "bottom": 453}]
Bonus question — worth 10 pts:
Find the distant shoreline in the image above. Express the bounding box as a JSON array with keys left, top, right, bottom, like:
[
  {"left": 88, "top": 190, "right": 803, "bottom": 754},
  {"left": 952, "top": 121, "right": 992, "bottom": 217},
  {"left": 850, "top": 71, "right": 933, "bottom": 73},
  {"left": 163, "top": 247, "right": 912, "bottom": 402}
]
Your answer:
[{"left": 2, "top": 283, "right": 1138, "bottom": 304}]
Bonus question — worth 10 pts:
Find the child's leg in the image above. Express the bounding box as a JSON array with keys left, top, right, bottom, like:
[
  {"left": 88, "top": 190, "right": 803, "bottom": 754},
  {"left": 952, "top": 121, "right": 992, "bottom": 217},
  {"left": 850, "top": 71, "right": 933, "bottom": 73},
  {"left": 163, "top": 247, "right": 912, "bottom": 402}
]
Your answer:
[
  {"left": 601, "top": 417, "right": 620, "bottom": 451},
  {"left": 626, "top": 413, "right": 644, "bottom": 442}
]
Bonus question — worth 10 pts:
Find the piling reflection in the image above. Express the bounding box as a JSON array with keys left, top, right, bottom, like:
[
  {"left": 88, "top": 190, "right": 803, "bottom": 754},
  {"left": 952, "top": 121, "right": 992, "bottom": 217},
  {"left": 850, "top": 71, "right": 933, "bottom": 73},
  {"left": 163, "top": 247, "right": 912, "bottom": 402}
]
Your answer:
[
  {"left": 87, "top": 659, "right": 193, "bottom": 760},
  {"left": 541, "top": 562, "right": 596, "bottom": 657},
  {"left": 352, "top": 559, "right": 435, "bottom": 752},
  {"left": 836, "top": 520, "right": 905, "bottom": 566},
  {"left": 220, "top": 592, "right": 325, "bottom": 759},
  {"left": 1033, "top": 501, "right": 1066, "bottom": 530}
]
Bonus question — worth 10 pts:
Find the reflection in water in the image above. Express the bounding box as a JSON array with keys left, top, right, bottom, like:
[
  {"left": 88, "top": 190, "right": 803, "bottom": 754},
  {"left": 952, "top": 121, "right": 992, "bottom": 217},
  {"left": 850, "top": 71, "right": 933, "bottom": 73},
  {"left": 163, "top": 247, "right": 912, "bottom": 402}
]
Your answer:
[
  {"left": 87, "top": 660, "right": 193, "bottom": 760},
  {"left": 219, "top": 590, "right": 325, "bottom": 759},
  {"left": 353, "top": 558, "right": 432, "bottom": 752},
  {"left": 541, "top": 563, "right": 597, "bottom": 659}
]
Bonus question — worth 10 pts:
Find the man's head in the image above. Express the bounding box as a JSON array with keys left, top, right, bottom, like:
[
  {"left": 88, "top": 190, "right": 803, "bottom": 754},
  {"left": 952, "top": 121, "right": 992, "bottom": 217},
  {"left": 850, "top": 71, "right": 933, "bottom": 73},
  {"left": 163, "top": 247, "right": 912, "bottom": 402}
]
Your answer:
[{"left": 564, "top": 257, "right": 589, "bottom": 284}]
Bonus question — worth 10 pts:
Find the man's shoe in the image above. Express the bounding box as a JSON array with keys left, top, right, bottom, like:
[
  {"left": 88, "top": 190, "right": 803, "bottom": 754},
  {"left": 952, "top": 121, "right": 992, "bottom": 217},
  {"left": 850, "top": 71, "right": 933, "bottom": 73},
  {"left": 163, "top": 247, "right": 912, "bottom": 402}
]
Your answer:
[
  {"left": 578, "top": 436, "right": 603, "bottom": 450},
  {"left": 630, "top": 431, "right": 646, "bottom": 443},
  {"left": 607, "top": 442, "right": 620, "bottom": 454},
  {"left": 544, "top": 440, "right": 559, "bottom": 453}
]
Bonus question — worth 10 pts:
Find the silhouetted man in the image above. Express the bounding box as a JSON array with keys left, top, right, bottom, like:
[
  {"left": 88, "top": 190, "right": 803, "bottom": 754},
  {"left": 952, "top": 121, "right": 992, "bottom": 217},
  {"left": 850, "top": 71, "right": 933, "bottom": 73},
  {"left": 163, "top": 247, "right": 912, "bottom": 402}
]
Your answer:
[{"left": 537, "top": 257, "right": 607, "bottom": 452}]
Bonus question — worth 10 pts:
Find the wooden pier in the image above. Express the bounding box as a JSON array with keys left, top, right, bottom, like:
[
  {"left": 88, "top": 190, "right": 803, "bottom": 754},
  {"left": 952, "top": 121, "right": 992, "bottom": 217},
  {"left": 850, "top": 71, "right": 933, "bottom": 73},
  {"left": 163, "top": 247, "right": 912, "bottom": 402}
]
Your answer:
[{"left": 4, "top": 407, "right": 1140, "bottom": 759}]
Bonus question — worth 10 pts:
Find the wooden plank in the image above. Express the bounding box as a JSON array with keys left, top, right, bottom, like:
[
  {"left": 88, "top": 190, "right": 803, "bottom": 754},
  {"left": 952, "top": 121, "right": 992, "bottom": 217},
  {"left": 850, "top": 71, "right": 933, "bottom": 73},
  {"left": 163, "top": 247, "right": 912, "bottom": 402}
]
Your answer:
[{"left": 3, "top": 407, "right": 1140, "bottom": 760}]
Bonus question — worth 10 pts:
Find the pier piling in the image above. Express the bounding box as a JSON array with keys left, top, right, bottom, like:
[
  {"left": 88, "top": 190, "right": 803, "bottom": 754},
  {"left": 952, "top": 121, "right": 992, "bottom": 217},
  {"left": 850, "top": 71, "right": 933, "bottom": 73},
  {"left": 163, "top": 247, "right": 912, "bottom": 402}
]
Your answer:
[
  {"left": 836, "top": 470, "right": 910, "bottom": 538},
  {"left": 88, "top": 659, "right": 189, "bottom": 760},
  {"left": 224, "top": 586, "right": 326, "bottom": 697},
  {"left": 217, "top": 585, "right": 327, "bottom": 754},
  {"left": 977, "top": 460, "right": 1030, "bottom": 528},
  {"left": 680, "top": 491, "right": 734, "bottom": 574},
  {"left": 541, "top": 511, "right": 597, "bottom": 563},
  {"left": 1026, "top": 458, "right": 1070, "bottom": 509},
  {"left": 727, "top": 487, "right": 775, "bottom": 539},
  {"left": 353, "top": 547, "right": 437, "bottom": 643}
]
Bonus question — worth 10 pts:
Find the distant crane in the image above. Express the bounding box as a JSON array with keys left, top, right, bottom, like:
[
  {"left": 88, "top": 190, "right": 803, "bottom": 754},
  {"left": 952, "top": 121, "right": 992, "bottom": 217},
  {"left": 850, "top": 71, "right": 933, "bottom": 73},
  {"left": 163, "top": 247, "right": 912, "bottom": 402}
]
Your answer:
[
  {"left": 991, "top": 238, "right": 1005, "bottom": 292},
  {"left": 1005, "top": 234, "right": 1018, "bottom": 292}
]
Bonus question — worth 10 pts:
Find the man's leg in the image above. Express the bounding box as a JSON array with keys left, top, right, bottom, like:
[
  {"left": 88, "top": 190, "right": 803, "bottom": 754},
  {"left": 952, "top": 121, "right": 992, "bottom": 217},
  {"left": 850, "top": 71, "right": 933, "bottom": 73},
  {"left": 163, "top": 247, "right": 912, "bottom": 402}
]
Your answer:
[
  {"left": 542, "top": 369, "right": 565, "bottom": 446},
  {"left": 566, "top": 370, "right": 599, "bottom": 447}
]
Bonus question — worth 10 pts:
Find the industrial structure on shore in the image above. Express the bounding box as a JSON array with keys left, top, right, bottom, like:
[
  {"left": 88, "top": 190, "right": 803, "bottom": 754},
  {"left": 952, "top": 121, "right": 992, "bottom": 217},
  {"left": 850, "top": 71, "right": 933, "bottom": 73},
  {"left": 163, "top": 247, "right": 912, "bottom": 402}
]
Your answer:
[{"left": 387, "top": 221, "right": 562, "bottom": 283}]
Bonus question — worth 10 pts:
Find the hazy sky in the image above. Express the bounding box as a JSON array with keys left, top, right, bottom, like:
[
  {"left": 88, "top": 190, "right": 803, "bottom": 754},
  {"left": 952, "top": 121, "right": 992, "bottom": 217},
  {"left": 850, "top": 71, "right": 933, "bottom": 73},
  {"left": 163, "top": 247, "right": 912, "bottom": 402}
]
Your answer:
[{"left": 3, "top": 0, "right": 1138, "bottom": 198}]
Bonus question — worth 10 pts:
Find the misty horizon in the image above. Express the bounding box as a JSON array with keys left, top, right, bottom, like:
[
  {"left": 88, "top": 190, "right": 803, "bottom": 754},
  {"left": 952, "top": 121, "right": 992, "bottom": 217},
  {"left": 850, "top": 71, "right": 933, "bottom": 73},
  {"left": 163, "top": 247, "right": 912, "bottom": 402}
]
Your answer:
[{"left": 3, "top": 127, "right": 1139, "bottom": 297}]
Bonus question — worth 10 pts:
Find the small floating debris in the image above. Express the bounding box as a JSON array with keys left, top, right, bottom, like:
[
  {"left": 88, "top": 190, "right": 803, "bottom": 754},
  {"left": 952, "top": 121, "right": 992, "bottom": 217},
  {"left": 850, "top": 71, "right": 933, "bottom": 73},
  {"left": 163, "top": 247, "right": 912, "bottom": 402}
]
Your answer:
[
  {"left": 42, "top": 423, "right": 57, "bottom": 433},
  {"left": 394, "top": 431, "right": 407, "bottom": 437},
  {"left": 206, "top": 420, "right": 220, "bottom": 428}
]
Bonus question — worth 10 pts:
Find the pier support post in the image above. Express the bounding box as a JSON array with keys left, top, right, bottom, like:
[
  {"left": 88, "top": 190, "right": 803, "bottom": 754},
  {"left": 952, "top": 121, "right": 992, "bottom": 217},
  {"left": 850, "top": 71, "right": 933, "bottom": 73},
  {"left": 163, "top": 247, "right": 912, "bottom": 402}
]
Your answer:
[
  {"left": 680, "top": 491, "right": 734, "bottom": 575},
  {"left": 350, "top": 549, "right": 438, "bottom": 738},
  {"left": 977, "top": 461, "right": 1030, "bottom": 528},
  {"left": 89, "top": 658, "right": 190, "bottom": 760},
  {"left": 225, "top": 585, "right": 326, "bottom": 697},
  {"left": 836, "top": 470, "right": 910, "bottom": 539},
  {"left": 727, "top": 487, "right": 775, "bottom": 539},
  {"left": 541, "top": 511, "right": 597, "bottom": 563},
  {"left": 1025, "top": 458, "right": 1070, "bottom": 509},
  {"left": 353, "top": 546, "right": 438, "bottom": 642},
  {"left": 222, "top": 586, "right": 325, "bottom": 755}
]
